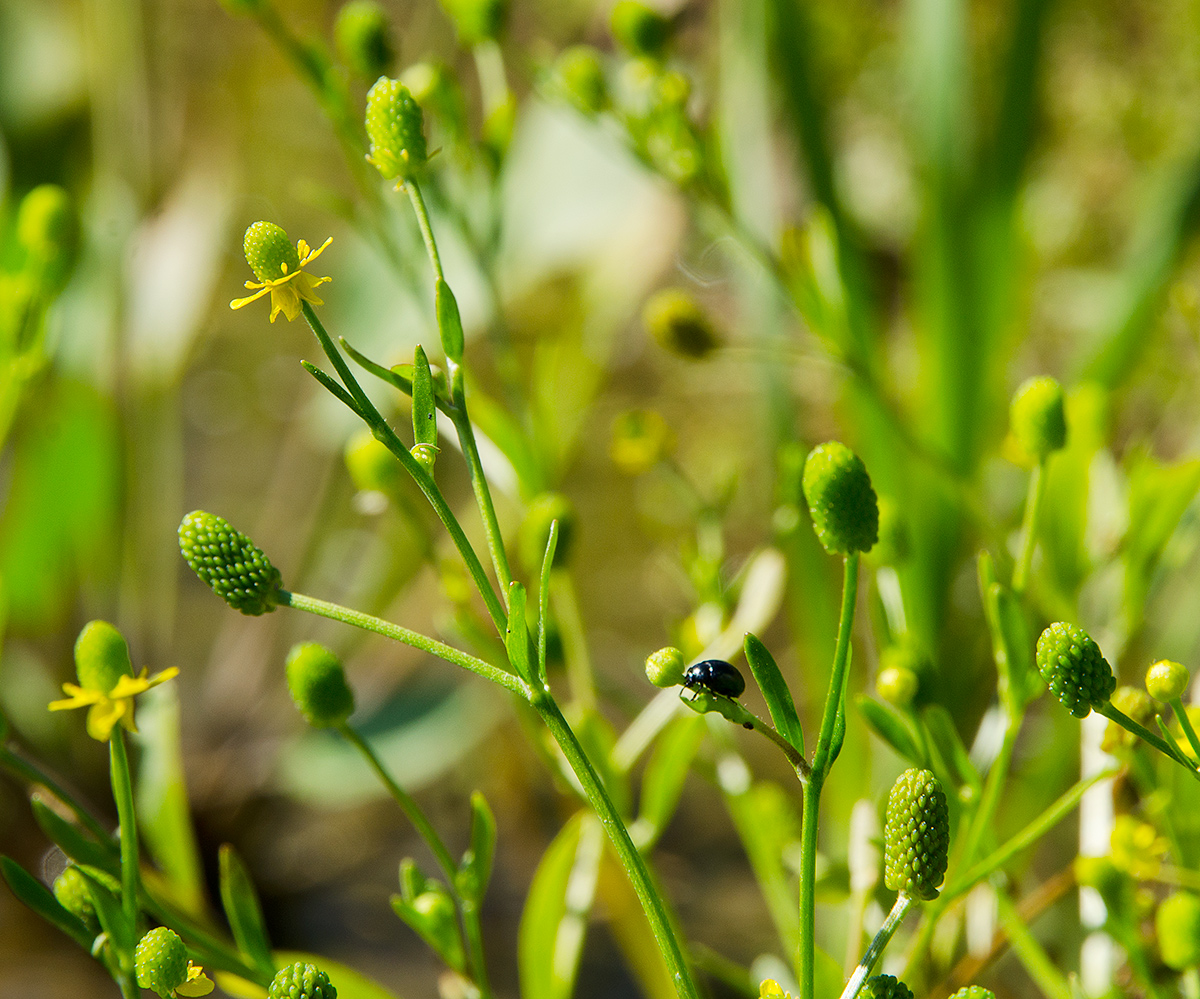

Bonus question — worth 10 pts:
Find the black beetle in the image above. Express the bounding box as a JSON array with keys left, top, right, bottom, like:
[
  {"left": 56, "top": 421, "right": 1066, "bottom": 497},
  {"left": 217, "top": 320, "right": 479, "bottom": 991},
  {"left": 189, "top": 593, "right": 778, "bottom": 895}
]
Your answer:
[{"left": 682, "top": 659, "right": 746, "bottom": 699}]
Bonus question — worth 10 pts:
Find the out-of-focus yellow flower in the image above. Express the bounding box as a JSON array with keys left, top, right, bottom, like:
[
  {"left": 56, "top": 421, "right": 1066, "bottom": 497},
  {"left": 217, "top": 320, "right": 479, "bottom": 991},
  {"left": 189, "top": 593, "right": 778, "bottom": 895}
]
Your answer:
[
  {"left": 610, "top": 408, "right": 673, "bottom": 475},
  {"left": 176, "top": 962, "right": 214, "bottom": 997},
  {"left": 230, "top": 221, "right": 332, "bottom": 323},
  {"left": 1110, "top": 814, "right": 1168, "bottom": 881},
  {"left": 49, "top": 667, "right": 179, "bottom": 742}
]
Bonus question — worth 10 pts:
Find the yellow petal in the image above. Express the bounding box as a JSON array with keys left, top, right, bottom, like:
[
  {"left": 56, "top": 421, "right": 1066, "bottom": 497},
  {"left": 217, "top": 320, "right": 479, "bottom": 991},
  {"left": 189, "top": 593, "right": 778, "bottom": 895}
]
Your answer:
[
  {"left": 231, "top": 286, "right": 272, "bottom": 310},
  {"left": 299, "top": 236, "right": 332, "bottom": 266},
  {"left": 177, "top": 971, "right": 215, "bottom": 997},
  {"left": 87, "top": 700, "right": 126, "bottom": 742}
]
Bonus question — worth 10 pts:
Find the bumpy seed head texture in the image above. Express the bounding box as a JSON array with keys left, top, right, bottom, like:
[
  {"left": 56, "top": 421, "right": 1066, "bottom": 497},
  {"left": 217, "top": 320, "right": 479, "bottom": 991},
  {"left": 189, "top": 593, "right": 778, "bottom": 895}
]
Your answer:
[
  {"left": 53, "top": 867, "right": 99, "bottom": 934},
  {"left": 1157, "top": 892, "right": 1200, "bottom": 970},
  {"left": 948, "top": 989, "right": 996, "bottom": 999},
  {"left": 865, "top": 975, "right": 915, "bottom": 999},
  {"left": 1036, "top": 622, "right": 1116, "bottom": 719},
  {"left": 884, "top": 768, "right": 950, "bottom": 901},
  {"left": 136, "top": 927, "right": 189, "bottom": 997},
  {"left": 1010, "top": 375, "right": 1067, "bottom": 459},
  {"left": 268, "top": 962, "right": 337, "bottom": 999},
  {"left": 365, "top": 78, "right": 427, "bottom": 181},
  {"left": 178, "top": 511, "right": 281, "bottom": 615},
  {"left": 802, "top": 441, "right": 879, "bottom": 555},
  {"left": 286, "top": 643, "right": 355, "bottom": 728},
  {"left": 243, "top": 221, "right": 300, "bottom": 283}
]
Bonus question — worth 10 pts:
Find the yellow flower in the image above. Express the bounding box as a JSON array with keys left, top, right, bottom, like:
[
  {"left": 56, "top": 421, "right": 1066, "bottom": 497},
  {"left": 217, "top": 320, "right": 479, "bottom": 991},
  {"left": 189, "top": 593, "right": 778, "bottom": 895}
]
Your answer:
[
  {"left": 175, "top": 962, "right": 214, "bottom": 997},
  {"left": 49, "top": 666, "right": 179, "bottom": 742},
  {"left": 1110, "top": 814, "right": 1168, "bottom": 881},
  {"left": 230, "top": 221, "right": 332, "bottom": 323}
]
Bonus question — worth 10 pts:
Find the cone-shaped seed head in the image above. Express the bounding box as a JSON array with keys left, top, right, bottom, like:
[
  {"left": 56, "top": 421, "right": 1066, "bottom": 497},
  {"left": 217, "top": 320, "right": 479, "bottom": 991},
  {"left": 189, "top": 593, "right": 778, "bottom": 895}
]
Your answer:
[
  {"left": 884, "top": 767, "right": 949, "bottom": 901},
  {"left": 948, "top": 989, "right": 996, "bottom": 999},
  {"left": 136, "top": 927, "right": 189, "bottom": 997},
  {"left": 1157, "top": 892, "right": 1200, "bottom": 970},
  {"left": 268, "top": 962, "right": 338, "bottom": 999},
  {"left": 865, "top": 975, "right": 915, "bottom": 999},
  {"left": 243, "top": 222, "right": 300, "bottom": 283},
  {"left": 1036, "top": 622, "right": 1116, "bottom": 718},
  {"left": 1010, "top": 375, "right": 1067, "bottom": 459},
  {"left": 365, "top": 78, "right": 427, "bottom": 181},
  {"left": 1146, "top": 660, "right": 1190, "bottom": 702},
  {"left": 53, "top": 867, "right": 99, "bottom": 934},
  {"left": 802, "top": 441, "right": 879, "bottom": 555},
  {"left": 74, "top": 620, "right": 135, "bottom": 693},
  {"left": 286, "top": 643, "right": 355, "bottom": 728},
  {"left": 178, "top": 511, "right": 281, "bottom": 615}
]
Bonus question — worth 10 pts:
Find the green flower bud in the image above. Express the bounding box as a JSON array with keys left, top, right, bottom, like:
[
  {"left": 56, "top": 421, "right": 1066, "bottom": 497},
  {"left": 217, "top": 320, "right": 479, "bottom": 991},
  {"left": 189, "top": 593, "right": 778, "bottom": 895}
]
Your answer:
[
  {"left": 268, "top": 962, "right": 338, "bottom": 999},
  {"left": 645, "top": 646, "right": 686, "bottom": 687},
  {"left": 16, "top": 184, "right": 78, "bottom": 293},
  {"left": 877, "top": 665, "right": 919, "bottom": 709},
  {"left": 365, "top": 78, "right": 427, "bottom": 182},
  {"left": 243, "top": 222, "right": 300, "bottom": 283},
  {"left": 286, "top": 643, "right": 355, "bottom": 728},
  {"left": 947, "top": 989, "right": 996, "bottom": 999},
  {"left": 884, "top": 768, "right": 949, "bottom": 901},
  {"left": 135, "top": 927, "right": 189, "bottom": 997},
  {"left": 344, "top": 428, "right": 402, "bottom": 494},
  {"left": 865, "top": 975, "right": 915, "bottom": 999},
  {"left": 437, "top": 0, "right": 505, "bottom": 45},
  {"left": 74, "top": 620, "right": 135, "bottom": 693},
  {"left": 519, "top": 493, "right": 575, "bottom": 573},
  {"left": 643, "top": 289, "right": 719, "bottom": 359},
  {"left": 53, "top": 866, "right": 99, "bottom": 935},
  {"left": 610, "top": 0, "right": 669, "bottom": 56},
  {"left": 551, "top": 46, "right": 607, "bottom": 117},
  {"left": 1157, "top": 892, "right": 1200, "bottom": 970},
  {"left": 1102, "top": 686, "right": 1155, "bottom": 753},
  {"left": 1035, "top": 622, "right": 1115, "bottom": 719},
  {"left": 802, "top": 441, "right": 879, "bottom": 556},
  {"left": 178, "top": 511, "right": 282, "bottom": 615},
  {"left": 1009, "top": 375, "right": 1067, "bottom": 461},
  {"left": 1146, "top": 659, "right": 1190, "bottom": 702},
  {"left": 335, "top": 0, "right": 394, "bottom": 80}
]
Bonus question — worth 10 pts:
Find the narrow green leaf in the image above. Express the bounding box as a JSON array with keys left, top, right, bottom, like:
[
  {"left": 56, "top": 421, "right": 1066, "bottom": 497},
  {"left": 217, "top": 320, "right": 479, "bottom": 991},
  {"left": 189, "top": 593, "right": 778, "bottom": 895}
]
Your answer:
[
  {"left": 922, "top": 704, "right": 982, "bottom": 794},
  {"left": 219, "top": 844, "right": 276, "bottom": 978},
  {"left": 0, "top": 856, "right": 92, "bottom": 949},
  {"left": 30, "top": 796, "right": 118, "bottom": 876},
  {"left": 856, "top": 695, "right": 922, "bottom": 767},
  {"left": 79, "top": 865, "right": 135, "bottom": 960},
  {"left": 636, "top": 714, "right": 706, "bottom": 849},
  {"left": 505, "top": 581, "right": 532, "bottom": 683},
  {"left": 743, "top": 633, "right": 804, "bottom": 755},
  {"left": 989, "top": 0, "right": 1054, "bottom": 201},
  {"left": 435, "top": 279, "right": 465, "bottom": 363},
  {"left": 301, "top": 360, "right": 361, "bottom": 414},
  {"left": 411, "top": 345, "right": 437, "bottom": 447},
  {"left": 456, "top": 791, "right": 496, "bottom": 906},
  {"left": 391, "top": 882, "right": 466, "bottom": 972}
]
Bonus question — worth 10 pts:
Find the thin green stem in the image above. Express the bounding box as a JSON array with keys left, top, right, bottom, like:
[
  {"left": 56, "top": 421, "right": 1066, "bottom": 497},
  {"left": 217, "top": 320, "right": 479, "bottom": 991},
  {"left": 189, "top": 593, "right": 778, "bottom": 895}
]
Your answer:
[
  {"left": 1097, "top": 701, "right": 1200, "bottom": 780},
  {"left": 278, "top": 590, "right": 528, "bottom": 697},
  {"left": 0, "top": 748, "right": 113, "bottom": 843},
  {"left": 109, "top": 732, "right": 140, "bottom": 942},
  {"left": 534, "top": 694, "right": 699, "bottom": 999},
  {"left": 406, "top": 182, "right": 444, "bottom": 282},
  {"left": 812, "top": 554, "right": 861, "bottom": 780},
  {"left": 839, "top": 894, "right": 914, "bottom": 999},
  {"left": 958, "top": 717, "right": 1019, "bottom": 868},
  {"left": 1170, "top": 697, "right": 1200, "bottom": 765},
  {"left": 1012, "top": 459, "right": 1046, "bottom": 595}
]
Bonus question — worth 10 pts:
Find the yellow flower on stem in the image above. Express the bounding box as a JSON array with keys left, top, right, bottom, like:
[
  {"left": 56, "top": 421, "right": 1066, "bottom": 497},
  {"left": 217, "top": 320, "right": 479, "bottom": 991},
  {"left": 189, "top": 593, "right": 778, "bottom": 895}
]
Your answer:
[
  {"left": 230, "top": 221, "right": 332, "bottom": 323},
  {"left": 176, "top": 962, "right": 215, "bottom": 997},
  {"left": 49, "top": 666, "right": 179, "bottom": 742}
]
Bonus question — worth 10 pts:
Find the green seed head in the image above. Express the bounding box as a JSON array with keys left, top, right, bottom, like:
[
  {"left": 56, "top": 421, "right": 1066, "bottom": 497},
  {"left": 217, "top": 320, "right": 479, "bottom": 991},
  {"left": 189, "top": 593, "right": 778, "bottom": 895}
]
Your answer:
[
  {"left": 1157, "top": 892, "right": 1200, "bottom": 970},
  {"left": 552, "top": 46, "right": 607, "bottom": 117},
  {"left": 268, "top": 962, "right": 338, "bottom": 999},
  {"left": 53, "top": 866, "right": 99, "bottom": 934},
  {"left": 947, "top": 989, "right": 996, "bottom": 999},
  {"left": 865, "top": 975, "right": 915, "bottom": 999},
  {"left": 802, "top": 441, "right": 879, "bottom": 555},
  {"left": 135, "top": 927, "right": 189, "bottom": 997},
  {"left": 519, "top": 492, "right": 576, "bottom": 573},
  {"left": 365, "top": 77, "right": 427, "bottom": 181},
  {"left": 178, "top": 511, "right": 282, "bottom": 615},
  {"left": 884, "top": 767, "right": 949, "bottom": 901},
  {"left": 335, "top": 0, "right": 394, "bottom": 80},
  {"left": 1010, "top": 375, "right": 1067, "bottom": 460},
  {"left": 74, "top": 620, "right": 135, "bottom": 693},
  {"left": 16, "top": 184, "right": 78, "bottom": 291},
  {"left": 610, "top": 0, "right": 669, "bottom": 56},
  {"left": 1035, "top": 622, "right": 1116, "bottom": 719},
  {"left": 1146, "top": 659, "right": 1190, "bottom": 702},
  {"left": 645, "top": 646, "right": 686, "bottom": 688},
  {"left": 243, "top": 221, "right": 300, "bottom": 283},
  {"left": 643, "top": 288, "right": 719, "bottom": 359},
  {"left": 286, "top": 643, "right": 355, "bottom": 728}
]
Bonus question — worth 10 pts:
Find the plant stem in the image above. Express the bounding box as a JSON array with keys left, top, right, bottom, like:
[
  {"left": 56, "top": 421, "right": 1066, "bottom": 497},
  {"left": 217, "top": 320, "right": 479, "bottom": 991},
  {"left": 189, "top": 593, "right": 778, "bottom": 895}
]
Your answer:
[
  {"left": 839, "top": 894, "right": 914, "bottom": 999},
  {"left": 1011, "top": 459, "right": 1046, "bottom": 595},
  {"left": 109, "top": 731, "right": 140, "bottom": 944},
  {"left": 534, "top": 693, "right": 700, "bottom": 999},
  {"left": 406, "top": 182, "right": 444, "bottom": 282},
  {"left": 958, "top": 717, "right": 1019, "bottom": 868},
  {"left": 278, "top": 590, "right": 527, "bottom": 697},
  {"left": 1097, "top": 701, "right": 1200, "bottom": 780},
  {"left": 799, "top": 552, "right": 860, "bottom": 996},
  {"left": 1170, "top": 697, "right": 1200, "bottom": 764}
]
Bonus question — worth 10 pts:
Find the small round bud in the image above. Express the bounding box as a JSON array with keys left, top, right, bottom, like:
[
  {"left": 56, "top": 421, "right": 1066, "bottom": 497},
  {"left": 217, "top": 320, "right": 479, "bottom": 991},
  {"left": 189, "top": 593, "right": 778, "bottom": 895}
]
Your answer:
[
  {"left": 74, "top": 621, "right": 135, "bottom": 693},
  {"left": 178, "top": 511, "right": 282, "bottom": 615},
  {"left": 366, "top": 78, "right": 427, "bottom": 182},
  {"left": 610, "top": 0, "right": 669, "bottom": 57},
  {"left": 646, "top": 647, "right": 686, "bottom": 687},
  {"left": 643, "top": 289, "right": 719, "bottom": 359},
  {"left": 286, "top": 643, "right": 355, "bottom": 728},
  {"left": 947, "top": 989, "right": 996, "bottom": 999},
  {"left": 865, "top": 975, "right": 915, "bottom": 999},
  {"left": 53, "top": 866, "right": 99, "bottom": 934},
  {"left": 1102, "top": 686, "right": 1155, "bottom": 753},
  {"left": 884, "top": 768, "right": 949, "bottom": 901},
  {"left": 1009, "top": 376, "right": 1067, "bottom": 460},
  {"left": 1035, "top": 622, "right": 1116, "bottom": 719},
  {"left": 135, "top": 927, "right": 189, "bottom": 997},
  {"left": 1157, "top": 892, "right": 1200, "bottom": 970},
  {"left": 345, "top": 429, "right": 402, "bottom": 494},
  {"left": 610, "top": 408, "right": 673, "bottom": 474},
  {"left": 438, "top": 0, "right": 505, "bottom": 45},
  {"left": 551, "top": 46, "right": 607, "bottom": 117},
  {"left": 16, "top": 184, "right": 78, "bottom": 292},
  {"left": 1146, "top": 659, "right": 1190, "bottom": 702},
  {"left": 243, "top": 221, "right": 300, "bottom": 284},
  {"left": 268, "top": 961, "right": 338, "bottom": 999},
  {"left": 335, "top": 0, "right": 394, "bottom": 80},
  {"left": 802, "top": 441, "right": 879, "bottom": 556},
  {"left": 519, "top": 493, "right": 575, "bottom": 573},
  {"left": 877, "top": 665, "right": 919, "bottom": 709}
]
